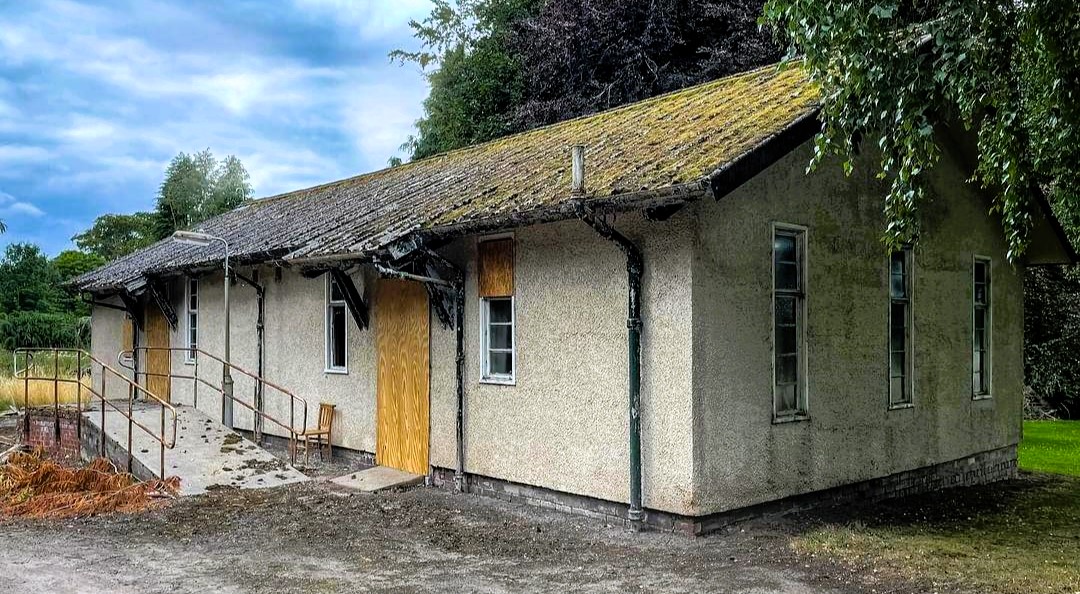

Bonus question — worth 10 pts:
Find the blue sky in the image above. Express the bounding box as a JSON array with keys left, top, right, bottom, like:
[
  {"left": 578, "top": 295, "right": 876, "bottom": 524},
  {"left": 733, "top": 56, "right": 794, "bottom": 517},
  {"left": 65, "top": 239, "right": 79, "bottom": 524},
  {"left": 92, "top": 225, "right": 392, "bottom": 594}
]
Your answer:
[{"left": 0, "top": 0, "right": 432, "bottom": 255}]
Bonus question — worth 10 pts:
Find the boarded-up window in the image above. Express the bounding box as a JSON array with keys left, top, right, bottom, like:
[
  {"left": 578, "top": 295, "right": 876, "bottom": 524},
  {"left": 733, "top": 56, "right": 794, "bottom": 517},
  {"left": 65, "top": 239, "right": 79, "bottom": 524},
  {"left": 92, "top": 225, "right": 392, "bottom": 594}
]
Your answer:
[
  {"left": 478, "top": 238, "right": 514, "bottom": 298},
  {"left": 121, "top": 316, "right": 135, "bottom": 352}
]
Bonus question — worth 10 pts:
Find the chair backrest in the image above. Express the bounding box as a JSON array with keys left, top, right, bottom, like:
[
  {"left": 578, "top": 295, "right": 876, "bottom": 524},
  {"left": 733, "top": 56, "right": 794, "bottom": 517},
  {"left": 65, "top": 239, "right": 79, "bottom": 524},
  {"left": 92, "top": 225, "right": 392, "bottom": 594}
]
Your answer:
[{"left": 318, "top": 403, "right": 336, "bottom": 430}]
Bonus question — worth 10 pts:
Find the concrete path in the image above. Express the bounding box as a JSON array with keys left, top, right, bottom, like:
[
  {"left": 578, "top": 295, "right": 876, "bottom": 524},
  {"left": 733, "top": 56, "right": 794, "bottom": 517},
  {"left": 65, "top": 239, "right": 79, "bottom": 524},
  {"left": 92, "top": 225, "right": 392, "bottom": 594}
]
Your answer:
[
  {"left": 329, "top": 465, "right": 424, "bottom": 492},
  {"left": 83, "top": 403, "right": 308, "bottom": 495}
]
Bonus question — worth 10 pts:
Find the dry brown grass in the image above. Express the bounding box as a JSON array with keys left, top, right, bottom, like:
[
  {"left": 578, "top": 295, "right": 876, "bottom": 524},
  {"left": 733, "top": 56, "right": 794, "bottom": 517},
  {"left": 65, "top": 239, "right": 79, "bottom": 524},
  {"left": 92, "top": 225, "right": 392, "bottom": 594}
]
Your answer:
[
  {"left": 0, "top": 377, "right": 92, "bottom": 410},
  {"left": 0, "top": 450, "right": 178, "bottom": 518}
]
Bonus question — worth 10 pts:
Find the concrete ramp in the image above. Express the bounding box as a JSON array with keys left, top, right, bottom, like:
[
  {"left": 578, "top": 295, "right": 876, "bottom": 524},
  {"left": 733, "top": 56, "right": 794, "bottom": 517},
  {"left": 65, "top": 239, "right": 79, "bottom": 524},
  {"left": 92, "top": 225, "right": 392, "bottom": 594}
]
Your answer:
[{"left": 82, "top": 403, "right": 309, "bottom": 495}]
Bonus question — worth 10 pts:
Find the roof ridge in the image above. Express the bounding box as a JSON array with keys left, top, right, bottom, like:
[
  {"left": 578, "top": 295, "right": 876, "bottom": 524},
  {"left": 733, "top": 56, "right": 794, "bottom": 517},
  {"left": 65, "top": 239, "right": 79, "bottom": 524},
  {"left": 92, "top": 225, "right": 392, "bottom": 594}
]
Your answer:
[{"left": 252, "top": 63, "right": 799, "bottom": 207}]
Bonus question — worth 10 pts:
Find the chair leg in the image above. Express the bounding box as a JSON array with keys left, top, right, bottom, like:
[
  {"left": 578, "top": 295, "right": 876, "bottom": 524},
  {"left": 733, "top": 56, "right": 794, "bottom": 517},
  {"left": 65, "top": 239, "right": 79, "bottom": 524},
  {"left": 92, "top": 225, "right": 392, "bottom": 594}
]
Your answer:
[{"left": 327, "top": 429, "right": 332, "bottom": 462}]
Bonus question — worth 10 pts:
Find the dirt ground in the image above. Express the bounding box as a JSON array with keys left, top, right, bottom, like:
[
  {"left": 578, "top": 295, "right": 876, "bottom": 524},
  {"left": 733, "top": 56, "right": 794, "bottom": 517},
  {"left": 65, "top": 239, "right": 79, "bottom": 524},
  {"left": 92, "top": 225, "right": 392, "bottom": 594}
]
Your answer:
[{"left": 0, "top": 478, "right": 950, "bottom": 594}]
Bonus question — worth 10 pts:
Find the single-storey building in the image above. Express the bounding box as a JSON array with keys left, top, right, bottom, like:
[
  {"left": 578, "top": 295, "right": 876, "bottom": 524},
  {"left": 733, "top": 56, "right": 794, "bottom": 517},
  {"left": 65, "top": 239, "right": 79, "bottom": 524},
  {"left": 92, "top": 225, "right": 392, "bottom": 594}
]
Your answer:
[{"left": 73, "top": 65, "right": 1075, "bottom": 533}]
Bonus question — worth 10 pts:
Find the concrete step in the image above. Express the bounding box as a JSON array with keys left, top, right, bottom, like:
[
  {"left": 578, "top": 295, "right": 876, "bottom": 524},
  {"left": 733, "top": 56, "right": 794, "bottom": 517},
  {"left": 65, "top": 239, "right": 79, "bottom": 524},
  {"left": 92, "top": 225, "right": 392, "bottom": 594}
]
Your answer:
[
  {"left": 330, "top": 466, "right": 425, "bottom": 492},
  {"left": 81, "top": 403, "right": 309, "bottom": 495}
]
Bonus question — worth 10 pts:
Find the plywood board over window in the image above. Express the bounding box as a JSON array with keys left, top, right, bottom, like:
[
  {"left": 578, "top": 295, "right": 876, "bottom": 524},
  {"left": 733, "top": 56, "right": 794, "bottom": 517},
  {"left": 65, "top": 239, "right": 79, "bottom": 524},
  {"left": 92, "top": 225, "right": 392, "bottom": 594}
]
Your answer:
[{"left": 478, "top": 238, "right": 514, "bottom": 298}]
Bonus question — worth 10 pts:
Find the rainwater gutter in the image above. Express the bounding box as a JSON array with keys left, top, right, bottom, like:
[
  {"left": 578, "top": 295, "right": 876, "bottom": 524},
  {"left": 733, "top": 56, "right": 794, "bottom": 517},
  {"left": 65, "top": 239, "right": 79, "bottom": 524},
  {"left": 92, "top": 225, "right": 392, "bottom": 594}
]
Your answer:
[{"left": 571, "top": 145, "right": 645, "bottom": 529}]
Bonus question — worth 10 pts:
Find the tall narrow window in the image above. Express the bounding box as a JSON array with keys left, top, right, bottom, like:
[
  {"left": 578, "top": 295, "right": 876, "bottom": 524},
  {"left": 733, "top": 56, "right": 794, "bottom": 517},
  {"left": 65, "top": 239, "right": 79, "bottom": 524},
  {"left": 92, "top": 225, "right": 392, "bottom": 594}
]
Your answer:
[
  {"left": 973, "top": 257, "right": 991, "bottom": 398},
  {"left": 481, "top": 297, "right": 515, "bottom": 382},
  {"left": 185, "top": 278, "right": 198, "bottom": 363},
  {"left": 773, "top": 225, "right": 807, "bottom": 419},
  {"left": 889, "top": 249, "right": 914, "bottom": 407},
  {"left": 326, "top": 275, "right": 348, "bottom": 373},
  {"left": 478, "top": 237, "right": 515, "bottom": 384}
]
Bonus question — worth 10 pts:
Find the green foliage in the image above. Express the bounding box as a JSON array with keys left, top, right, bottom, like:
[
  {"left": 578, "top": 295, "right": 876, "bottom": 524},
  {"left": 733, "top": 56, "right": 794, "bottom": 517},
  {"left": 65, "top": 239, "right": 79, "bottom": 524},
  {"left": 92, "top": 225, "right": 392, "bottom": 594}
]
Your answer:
[
  {"left": 72, "top": 212, "right": 158, "bottom": 261},
  {"left": 155, "top": 150, "right": 252, "bottom": 238},
  {"left": 395, "top": 0, "right": 778, "bottom": 160},
  {"left": 0, "top": 219, "right": 6, "bottom": 234},
  {"left": 0, "top": 244, "right": 62, "bottom": 314},
  {"left": 761, "top": 0, "right": 1080, "bottom": 260},
  {"left": 51, "top": 250, "right": 105, "bottom": 317},
  {"left": 393, "top": 0, "right": 539, "bottom": 160},
  {"left": 1025, "top": 267, "right": 1080, "bottom": 418},
  {"left": 0, "top": 311, "right": 88, "bottom": 349}
]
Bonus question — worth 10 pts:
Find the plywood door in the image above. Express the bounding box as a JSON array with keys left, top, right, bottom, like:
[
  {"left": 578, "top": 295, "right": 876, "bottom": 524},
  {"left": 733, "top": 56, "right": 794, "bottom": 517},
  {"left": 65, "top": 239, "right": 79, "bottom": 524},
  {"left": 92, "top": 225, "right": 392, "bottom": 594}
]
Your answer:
[
  {"left": 145, "top": 305, "right": 171, "bottom": 402},
  {"left": 375, "top": 279, "right": 430, "bottom": 475}
]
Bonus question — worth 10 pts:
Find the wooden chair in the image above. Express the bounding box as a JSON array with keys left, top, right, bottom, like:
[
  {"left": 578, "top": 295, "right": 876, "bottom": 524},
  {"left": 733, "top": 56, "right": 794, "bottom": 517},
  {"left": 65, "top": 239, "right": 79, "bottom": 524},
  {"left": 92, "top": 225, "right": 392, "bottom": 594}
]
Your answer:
[{"left": 297, "top": 403, "right": 335, "bottom": 464}]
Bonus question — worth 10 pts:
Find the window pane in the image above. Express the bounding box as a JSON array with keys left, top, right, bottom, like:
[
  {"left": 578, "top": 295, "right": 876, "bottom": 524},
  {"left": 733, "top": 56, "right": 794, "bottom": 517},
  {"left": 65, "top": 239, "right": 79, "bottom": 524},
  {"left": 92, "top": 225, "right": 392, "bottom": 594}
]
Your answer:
[
  {"left": 488, "top": 299, "right": 512, "bottom": 323},
  {"left": 775, "top": 263, "right": 799, "bottom": 291},
  {"left": 331, "top": 306, "right": 346, "bottom": 367},
  {"left": 890, "top": 251, "right": 905, "bottom": 277},
  {"left": 777, "top": 384, "right": 797, "bottom": 413},
  {"left": 973, "top": 370, "right": 983, "bottom": 393},
  {"left": 774, "top": 235, "right": 796, "bottom": 263},
  {"left": 489, "top": 324, "right": 512, "bottom": 350},
  {"left": 777, "top": 326, "right": 797, "bottom": 355},
  {"left": 489, "top": 352, "right": 512, "bottom": 376},
  {"left": 330, "top": 278, "right": 344, "bottom": 302},
  {"left": 777, "top": 354, "right": 798, "bottom": 384},
  {"left": 775, "top": 296, "right": 796, "bottom": 326},
  {"left": 974, "top": 262, "right": 986, "bottom": 285},
  {"left": 890, "top": 377, "right": 904, "bottom": 400},
  {"left": 890, "top": 351, "right": 905, "bottom": 376},
  {"left": 890, "top": 324, "right": 905, "bottom": 352},
  {"left": 890, "top": 301, "right": 907, "bottom": 328},
  {"left": 974, "top": 308, "right": 985, "bottom": 332}
]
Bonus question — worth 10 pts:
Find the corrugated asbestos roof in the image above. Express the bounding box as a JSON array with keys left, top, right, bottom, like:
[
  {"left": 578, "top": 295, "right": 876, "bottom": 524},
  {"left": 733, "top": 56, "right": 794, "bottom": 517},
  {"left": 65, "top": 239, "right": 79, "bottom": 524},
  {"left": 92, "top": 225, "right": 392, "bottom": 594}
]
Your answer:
[{"left": 75, "top": 65, "right": 819, "bottom": 292}]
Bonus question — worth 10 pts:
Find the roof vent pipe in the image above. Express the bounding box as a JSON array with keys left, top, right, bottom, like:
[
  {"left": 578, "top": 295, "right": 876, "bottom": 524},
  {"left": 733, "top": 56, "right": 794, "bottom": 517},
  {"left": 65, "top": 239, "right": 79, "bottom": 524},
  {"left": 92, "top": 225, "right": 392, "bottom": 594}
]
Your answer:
[{"left": 571, "top": 145, "right": 586, "bottom": 196}]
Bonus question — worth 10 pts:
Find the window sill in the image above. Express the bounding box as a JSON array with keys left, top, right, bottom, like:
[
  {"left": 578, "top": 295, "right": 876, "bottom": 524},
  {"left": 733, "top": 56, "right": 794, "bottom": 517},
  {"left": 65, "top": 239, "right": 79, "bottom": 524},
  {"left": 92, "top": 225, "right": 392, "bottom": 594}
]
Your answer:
[
  {"left": 972, "top": 394, "right": 993, "bottom": 401},
  {"left": 888, "top": 402, "right": 915, "bottom": 411},
  {"left": 183, "top": 360, "right": 196, "bottom": 366},
  {"left": 772, "top": 413, "right": 809, "bottom": 425},
  {"left": 324, "top": 368, "right": 349, "bottom": 376},
  {"left": 480, "top": 377, "right": 516, "bottom": 386}
]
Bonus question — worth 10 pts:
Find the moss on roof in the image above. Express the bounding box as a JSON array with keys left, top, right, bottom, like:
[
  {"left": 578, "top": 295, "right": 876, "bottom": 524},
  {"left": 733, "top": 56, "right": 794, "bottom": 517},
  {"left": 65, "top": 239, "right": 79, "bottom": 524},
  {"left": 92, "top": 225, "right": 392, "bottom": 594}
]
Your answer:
[{"left": 75, "top": 64, "right": 818, "bottom": 291}]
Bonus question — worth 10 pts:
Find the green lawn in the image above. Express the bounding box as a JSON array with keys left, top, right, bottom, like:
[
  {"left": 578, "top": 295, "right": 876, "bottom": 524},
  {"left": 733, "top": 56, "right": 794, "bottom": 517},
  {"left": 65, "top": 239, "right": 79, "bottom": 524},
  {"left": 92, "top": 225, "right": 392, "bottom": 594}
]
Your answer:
[
  {"left": 793, "top": 420, "right": 1080, "bottom": 593},
  {"left": 1020, "top": 420, "right": 1080, "bottom": 476}
]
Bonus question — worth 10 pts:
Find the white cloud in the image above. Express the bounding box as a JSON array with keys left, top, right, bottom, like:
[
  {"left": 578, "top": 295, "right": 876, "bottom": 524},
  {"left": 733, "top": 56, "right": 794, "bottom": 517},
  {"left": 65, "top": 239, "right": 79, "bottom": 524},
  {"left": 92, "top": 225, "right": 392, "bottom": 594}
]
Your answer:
[
  {"left": 291, "top": 0, "right": 431, "bottom": 39},
  {"left": 0, "top": 145, "right": 53, "bottom": 165},
  {"left": 0, "top": 191, "right": 45, "bottom": 217}
]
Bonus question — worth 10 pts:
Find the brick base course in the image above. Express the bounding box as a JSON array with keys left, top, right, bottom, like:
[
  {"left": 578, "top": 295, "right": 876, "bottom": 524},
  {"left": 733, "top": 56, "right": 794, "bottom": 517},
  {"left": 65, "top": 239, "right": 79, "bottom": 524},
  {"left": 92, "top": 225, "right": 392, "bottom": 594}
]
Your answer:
[
  {"left": 430, "top": 445, "right": 1018, "bottom": 535},
  {"left": 22, "top": 408, "right": 83, "bottom": 462}
]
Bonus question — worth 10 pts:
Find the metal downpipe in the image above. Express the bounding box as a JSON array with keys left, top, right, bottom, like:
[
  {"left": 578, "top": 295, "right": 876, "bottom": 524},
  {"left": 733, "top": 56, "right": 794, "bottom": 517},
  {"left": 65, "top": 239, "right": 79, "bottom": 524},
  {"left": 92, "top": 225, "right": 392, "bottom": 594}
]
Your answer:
[{"left": 577, "top": 206, "right": 645, "bottom": 527}]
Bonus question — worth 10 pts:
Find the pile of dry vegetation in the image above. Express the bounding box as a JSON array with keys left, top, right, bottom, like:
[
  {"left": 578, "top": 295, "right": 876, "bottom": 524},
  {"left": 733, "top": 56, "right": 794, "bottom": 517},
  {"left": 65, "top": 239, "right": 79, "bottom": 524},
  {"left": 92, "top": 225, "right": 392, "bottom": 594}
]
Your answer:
[{"left": 0, "top": 450, "right": 178, "bottom": 519}]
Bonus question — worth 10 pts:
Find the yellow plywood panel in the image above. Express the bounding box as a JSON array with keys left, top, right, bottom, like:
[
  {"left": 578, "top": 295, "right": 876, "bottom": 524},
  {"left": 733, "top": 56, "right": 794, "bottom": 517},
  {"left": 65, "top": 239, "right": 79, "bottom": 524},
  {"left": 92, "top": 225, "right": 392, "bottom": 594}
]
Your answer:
[
  {"left": 121, "top": 317, "right": 134, "bottom": 352},
  {"left": 375, "top": 279, "right": 430, "bottom": 475},
  {"left": 478, "top": 238, "right": 514, "bottom": 298},
  {"left": 145, "top": 305, "right": 171, "bottom": 403}
]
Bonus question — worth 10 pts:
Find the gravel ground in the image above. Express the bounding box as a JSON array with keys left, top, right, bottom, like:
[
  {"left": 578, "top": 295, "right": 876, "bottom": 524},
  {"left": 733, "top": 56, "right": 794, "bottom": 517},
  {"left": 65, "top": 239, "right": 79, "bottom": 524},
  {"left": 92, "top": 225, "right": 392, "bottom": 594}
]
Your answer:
[{"left": 0, "top": 480, "right": 940, "bottom": 594}]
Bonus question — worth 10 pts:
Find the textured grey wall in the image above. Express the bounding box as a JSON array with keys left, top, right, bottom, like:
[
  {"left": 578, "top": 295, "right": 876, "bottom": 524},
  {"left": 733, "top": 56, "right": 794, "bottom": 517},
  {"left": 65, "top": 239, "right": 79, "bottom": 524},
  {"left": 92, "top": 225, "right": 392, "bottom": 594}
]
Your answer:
[
  {"left": 690, "top": 142, "right": 1023, "bottom": 515},
  {"left": 430, "top": 213, "right": 698, "bottom": 515}
]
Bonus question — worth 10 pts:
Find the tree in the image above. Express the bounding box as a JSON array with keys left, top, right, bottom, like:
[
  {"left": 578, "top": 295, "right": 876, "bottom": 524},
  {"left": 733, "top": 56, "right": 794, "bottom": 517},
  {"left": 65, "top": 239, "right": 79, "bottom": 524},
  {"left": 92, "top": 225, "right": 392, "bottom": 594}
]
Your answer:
[
  {"left": 0, "top": 219, "right": 6, "bottom": 234},
  {"left": 392, "top": 0, "right": 541, "bottom": 160},
  {"left": 513, "top": 0, "right": 779, "bottom": 129},
  {"left": 395, "top": 1, "right": 778, "bottom": 160},
  {"left": 761, "top": 0, "right": 1080, "bottom": 260},
  {"left": 155, "top": 150, "right": 252, "bottom": 238},
  {"left": 72, "top": 212, "right": 158, "bottom": 261},
  {"left": 0, "top": 243, "right": 63, "bottom": 314}
]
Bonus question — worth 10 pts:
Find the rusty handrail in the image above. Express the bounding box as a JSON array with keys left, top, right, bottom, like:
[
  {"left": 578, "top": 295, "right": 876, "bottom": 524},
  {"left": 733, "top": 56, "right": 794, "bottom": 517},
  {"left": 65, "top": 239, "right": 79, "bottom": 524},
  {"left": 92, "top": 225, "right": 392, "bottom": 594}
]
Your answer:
[
  {"left": 13, "top": 348, "right": 178, "bottom": 479},
  {"left": 119, "top": 347, "right": 309, "bottom": 462}
]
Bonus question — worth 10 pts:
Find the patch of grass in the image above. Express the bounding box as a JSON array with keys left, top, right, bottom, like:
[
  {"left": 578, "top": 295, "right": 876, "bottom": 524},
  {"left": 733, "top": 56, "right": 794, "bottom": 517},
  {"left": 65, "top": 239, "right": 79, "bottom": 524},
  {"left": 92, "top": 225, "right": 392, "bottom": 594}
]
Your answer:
[
  {"left": 0, "top": 377, "right": 92, "bottom": 411},
  {"left": 1020, "top": 420, "right": 1080, "bottom": 476},
  {"left": 794, "top": 475, "right": 1080, "bottom": 594}
]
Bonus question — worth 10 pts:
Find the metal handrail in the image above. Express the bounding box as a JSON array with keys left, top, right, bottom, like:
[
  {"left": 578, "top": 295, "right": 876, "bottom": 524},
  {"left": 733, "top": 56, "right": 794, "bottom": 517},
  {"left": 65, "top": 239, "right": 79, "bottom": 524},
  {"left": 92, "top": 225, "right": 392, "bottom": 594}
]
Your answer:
[
  {"left": 118, "top": 347, "right": 309, "bottom": 463},
  {"left": 13, "top": 348, "right": 179, "bottom": 479}
]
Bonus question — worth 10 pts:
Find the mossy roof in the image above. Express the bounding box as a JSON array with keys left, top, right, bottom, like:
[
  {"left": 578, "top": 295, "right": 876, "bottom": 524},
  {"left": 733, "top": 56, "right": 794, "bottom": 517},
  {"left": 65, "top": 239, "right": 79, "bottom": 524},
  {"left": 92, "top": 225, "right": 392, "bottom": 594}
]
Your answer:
[{"left": 75, "top": 64, "right": 818, "bottom": 292}]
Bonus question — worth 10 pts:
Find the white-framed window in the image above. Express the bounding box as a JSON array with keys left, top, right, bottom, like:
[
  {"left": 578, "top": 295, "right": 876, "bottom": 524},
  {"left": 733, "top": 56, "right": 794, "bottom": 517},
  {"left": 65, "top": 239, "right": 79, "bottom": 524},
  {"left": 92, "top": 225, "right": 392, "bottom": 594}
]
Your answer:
[
  {"left": 972, "top": 256, "right": 992, "bottom": 398},
  {"left": 772, "top": 223, "right": 808, "bottom": 420},
  {"left": 480, "top": 296, "right": 515, "bottom": 384},
  {"left": 325, "top": 275, "right": 348, "bottom": 374},
  {"left": 185, "top": 278, "right": 198, "bottom": 363},
  {"left": 888, "top": 248, "right": 914, "bottom": 407}
]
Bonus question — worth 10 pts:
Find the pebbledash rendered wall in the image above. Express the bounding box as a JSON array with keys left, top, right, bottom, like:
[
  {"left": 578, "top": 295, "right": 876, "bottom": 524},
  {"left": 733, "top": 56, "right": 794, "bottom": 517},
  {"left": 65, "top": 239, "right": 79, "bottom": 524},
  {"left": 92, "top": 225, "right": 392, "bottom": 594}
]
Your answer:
[
  {"left": 689, "top": 142, "right": 1024, "bottom": 516},
  {"left": 429, "top": 212, "right": 698, "bottom": 515}
]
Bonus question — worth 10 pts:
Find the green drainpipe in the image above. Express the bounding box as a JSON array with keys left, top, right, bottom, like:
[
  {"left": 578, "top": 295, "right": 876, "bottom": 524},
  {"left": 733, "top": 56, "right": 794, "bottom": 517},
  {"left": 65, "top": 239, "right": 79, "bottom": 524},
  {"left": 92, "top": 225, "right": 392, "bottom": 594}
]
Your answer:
[{"left": 577, "top": 204, "right": 645, "bottom": 528}]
